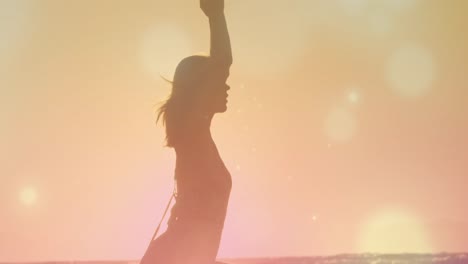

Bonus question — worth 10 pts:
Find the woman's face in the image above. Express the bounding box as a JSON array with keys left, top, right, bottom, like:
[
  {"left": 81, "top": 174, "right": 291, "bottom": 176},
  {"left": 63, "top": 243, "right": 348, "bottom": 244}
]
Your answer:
[{"left": 196, "top": 68, "right": 230, "bottom": 114}]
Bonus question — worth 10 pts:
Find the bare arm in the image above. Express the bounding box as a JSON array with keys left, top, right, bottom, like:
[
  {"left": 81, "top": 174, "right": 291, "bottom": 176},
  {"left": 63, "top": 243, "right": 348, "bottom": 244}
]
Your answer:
[
  {"left": 201, "top": 0, "right": 233, "bottom": 67},
  {"left": 209, "top": 14, "right": 232, "bottom": 66}
]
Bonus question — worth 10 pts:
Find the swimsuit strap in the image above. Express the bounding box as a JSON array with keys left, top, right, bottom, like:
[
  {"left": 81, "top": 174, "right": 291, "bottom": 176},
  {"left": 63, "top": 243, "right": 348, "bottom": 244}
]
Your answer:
[{"left": 150, "top": 179, "right": 177, "bottom": 241}]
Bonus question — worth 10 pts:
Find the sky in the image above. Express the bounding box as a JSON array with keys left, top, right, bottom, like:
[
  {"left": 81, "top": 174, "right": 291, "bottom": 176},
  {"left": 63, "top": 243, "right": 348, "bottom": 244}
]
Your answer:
[{"left": 1, "top": 0, "right": 468, "bottom": 262}]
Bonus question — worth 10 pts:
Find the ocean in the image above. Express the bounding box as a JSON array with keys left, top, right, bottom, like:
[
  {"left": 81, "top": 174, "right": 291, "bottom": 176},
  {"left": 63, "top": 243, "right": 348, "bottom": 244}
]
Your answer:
[{"left": 4, "top": 253, "right": 467, "bottom": 264}]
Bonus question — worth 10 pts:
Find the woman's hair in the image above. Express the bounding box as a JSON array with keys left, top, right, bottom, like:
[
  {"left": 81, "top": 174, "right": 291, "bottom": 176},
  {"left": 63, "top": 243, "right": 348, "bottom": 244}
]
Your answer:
[{"left": 155, "top": 55, "right": 211, "bottom": 148}]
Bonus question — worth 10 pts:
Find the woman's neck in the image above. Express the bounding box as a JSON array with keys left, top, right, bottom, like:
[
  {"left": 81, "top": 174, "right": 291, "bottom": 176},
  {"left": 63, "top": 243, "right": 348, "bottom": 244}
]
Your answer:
[{"left": 186, "top": 112, "right": 215, "bottom": 143}]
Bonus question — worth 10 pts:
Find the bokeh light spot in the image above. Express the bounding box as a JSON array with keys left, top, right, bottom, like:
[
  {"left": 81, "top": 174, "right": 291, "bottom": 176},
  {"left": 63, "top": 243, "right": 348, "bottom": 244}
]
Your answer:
[
  {"left": 357, "top": 209, "right": 432, "bottom": 253},
  {"left": 19, "top": 186, "right": 37, "bottom": 207},
  {"left": 324, "top": 107, "right": 357, "bottom": 143},
  {"left": 348, "top": 90, "right": 360, "bottom": 104},
  {"left": 386, "top": 44, "right": 436, "bottom": 98}
]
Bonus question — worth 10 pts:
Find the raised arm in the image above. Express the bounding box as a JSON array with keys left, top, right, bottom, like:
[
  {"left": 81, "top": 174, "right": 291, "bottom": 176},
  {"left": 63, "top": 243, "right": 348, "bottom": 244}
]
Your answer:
[{"left": 200, "top": 0, "right": 233, "bottom": 67}]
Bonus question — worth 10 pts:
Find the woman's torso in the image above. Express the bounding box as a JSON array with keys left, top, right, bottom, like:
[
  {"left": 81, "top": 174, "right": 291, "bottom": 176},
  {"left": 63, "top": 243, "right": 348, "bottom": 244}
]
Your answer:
[
  {"left": 159, "top": 138, "right": 231, "bottom": 263},
  {"left": 169, "top": 137, "right": 232, "bottom": 230}
]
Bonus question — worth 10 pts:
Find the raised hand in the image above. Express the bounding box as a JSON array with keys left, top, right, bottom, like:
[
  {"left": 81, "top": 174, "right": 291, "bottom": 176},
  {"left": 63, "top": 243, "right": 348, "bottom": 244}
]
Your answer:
[{"left": 200, "top": 0, "right": 224, "bottom": 18}]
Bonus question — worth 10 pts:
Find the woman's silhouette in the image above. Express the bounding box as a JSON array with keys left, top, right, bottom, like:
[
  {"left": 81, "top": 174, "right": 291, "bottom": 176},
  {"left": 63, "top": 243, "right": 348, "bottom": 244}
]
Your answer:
[{"left": 140, "top": 0, "right": 232, "bottom": 263}]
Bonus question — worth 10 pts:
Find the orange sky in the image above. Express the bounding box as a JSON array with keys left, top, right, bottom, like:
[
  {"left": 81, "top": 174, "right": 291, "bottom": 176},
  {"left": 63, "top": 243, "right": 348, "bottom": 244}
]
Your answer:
[{"left": 1, "top": 0, "right": 467, "bottom": 262}]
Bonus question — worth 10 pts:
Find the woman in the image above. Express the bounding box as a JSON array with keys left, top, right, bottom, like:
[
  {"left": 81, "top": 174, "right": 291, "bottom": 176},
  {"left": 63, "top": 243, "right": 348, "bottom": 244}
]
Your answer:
[{"left": 140, "top": 0, "right": 232, "bottom": 263}]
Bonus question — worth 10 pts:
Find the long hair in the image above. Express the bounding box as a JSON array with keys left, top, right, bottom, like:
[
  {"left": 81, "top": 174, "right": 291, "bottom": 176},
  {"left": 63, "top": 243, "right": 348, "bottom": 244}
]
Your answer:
[{"left": 155, "top": 55, "right": 211, "bottom": 148}]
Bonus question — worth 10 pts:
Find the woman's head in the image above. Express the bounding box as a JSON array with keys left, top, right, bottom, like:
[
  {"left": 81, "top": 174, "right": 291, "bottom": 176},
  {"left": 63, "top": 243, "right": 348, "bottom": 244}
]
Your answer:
[{"left": 156, "top": 55, "right": 230, "bottom": 147}]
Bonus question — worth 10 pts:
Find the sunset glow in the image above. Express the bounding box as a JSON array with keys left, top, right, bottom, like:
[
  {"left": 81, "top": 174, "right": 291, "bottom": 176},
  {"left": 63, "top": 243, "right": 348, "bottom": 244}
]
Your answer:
[{"left": 1, "top": 0, "right": 467, "bottom": 262}]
